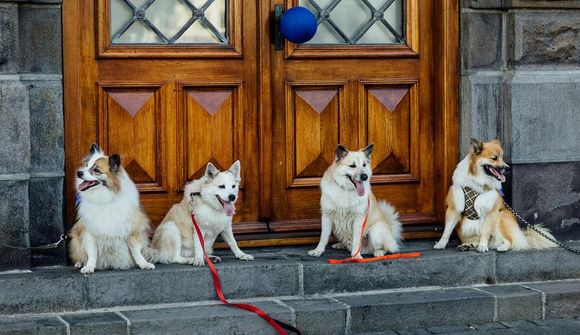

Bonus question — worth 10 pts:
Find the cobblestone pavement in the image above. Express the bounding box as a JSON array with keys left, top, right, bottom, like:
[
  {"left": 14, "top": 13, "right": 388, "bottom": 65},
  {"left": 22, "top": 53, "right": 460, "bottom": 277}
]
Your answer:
[{"left": 389, "top": 318, "right": 580, "bottom": 335}]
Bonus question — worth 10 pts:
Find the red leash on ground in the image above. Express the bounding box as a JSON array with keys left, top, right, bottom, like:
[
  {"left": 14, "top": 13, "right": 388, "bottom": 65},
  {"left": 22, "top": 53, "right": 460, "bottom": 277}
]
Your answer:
[
  {"left": 190, "top": 213, "right": 302, "bottom": 335},
  {"left": 327, "top": 199, "right": 422, "bottom": 264}
]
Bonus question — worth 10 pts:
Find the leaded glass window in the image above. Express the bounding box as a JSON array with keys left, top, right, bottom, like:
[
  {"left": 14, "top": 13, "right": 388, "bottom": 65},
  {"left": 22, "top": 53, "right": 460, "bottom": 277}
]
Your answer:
[
  {"left": 299, "top": 0, "right": 404, "bottom": 45},
  {"left": 110, "top": 0, "right": 228, "bottom": 44}
]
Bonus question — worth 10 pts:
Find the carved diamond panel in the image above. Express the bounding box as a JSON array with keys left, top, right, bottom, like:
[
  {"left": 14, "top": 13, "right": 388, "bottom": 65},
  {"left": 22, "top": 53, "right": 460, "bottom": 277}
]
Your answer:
[
  {"left": 289, "top": 87, "right": 341, "bottom": 183},
  {"left": 101, "top": 87, "right": 162, "bottom": 189},
  {"left": 366, "top": 86, "right": 411, "bottom": 174},
  {"left": 184, "top": 87, "right": 237, "bottom": 180}
]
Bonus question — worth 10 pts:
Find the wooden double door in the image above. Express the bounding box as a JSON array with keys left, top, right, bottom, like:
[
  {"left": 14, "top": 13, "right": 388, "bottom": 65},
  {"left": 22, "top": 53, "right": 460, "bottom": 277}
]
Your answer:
[{"left": 64, "top": 0, "right": 458, "bottom": 242}]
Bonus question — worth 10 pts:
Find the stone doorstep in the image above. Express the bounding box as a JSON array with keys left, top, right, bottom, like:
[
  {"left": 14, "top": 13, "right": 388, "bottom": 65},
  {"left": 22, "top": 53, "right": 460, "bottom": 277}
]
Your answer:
[
  {"left": 1, "top": 281, "right": 580, "bottom": 335},
  {"left": 2, "top": 242, "right": 580, "bottom": 315}
]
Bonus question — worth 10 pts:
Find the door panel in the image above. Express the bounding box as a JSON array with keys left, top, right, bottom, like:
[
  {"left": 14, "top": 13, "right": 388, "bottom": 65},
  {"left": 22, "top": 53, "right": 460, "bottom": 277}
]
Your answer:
[
  {"left": 287, "top": 84, "right": 345, "bottom": 186},
  {"left": 65, "top": 0, "right": 260, "bottom": 227},
  {"left": 183, "top": 86, "right": 240, "bottom": 180},
  {"left": 366, "top": 86, "right": 411, "bottom": 174},
  {"left": 64, "top": 0, "right": 459, "bottom": 242},
  {"left": 270, "top": 0, "right": 436, "bottom": 227},
  {"left": 98, "top": 86, "right": 164, "bottom": 192}
]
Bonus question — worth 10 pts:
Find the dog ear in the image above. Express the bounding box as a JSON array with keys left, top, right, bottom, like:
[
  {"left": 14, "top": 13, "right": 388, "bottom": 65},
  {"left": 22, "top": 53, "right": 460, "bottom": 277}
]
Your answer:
[
  {"left": 469, "top": 137, "right": 483, "bottom": 155},
  {"left": 335, "top": 144, "right": 348, "bottom": 162},
  {"left": 362, "top": 144, "right": 374, "bottom": 158},
  {"left": 109, "top": 154, "right": 121, "bottom": 173},
  {"left": 204, "top": 162, "right": 219, "bottom": 181},
  {"left": 89, "top": 143, "right": 102, "bottom": 155},
  {"left": 490, "top": 138, "right": 501, "bottom": 146},
  {"left": 229, "top": 160, "right": 241, "bottom": 181}
]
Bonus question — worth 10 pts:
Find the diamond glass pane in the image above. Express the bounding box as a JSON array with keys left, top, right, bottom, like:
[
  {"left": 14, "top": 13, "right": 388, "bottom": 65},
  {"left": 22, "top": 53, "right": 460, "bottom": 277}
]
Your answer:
[
  {"left": 110, "top": 0, "right": 228, "bottom": 45},
  {"left": 298, "top": 0, "right": 404, "bottom": 45}
]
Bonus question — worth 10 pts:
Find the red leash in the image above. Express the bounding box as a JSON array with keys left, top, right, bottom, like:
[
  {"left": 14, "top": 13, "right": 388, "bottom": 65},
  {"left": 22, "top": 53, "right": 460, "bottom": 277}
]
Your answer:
[
  {"left": 190, "top": 213, "right": 302, "bottom": 335},
  {"left": 327, "top": 199, "right": 422, "bottom": 264}
]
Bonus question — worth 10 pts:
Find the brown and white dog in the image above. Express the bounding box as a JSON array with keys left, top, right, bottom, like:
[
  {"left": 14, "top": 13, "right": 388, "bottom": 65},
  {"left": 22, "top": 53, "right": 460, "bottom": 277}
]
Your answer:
[
  {"left": 68, "top": 144, "right": 155, "bottom": 274},
  {"left": 309, "top": 144, "right": 402, "bottom": 259},
  {"left": 434, "top": 138, "right": 556, "bottom": 252}
]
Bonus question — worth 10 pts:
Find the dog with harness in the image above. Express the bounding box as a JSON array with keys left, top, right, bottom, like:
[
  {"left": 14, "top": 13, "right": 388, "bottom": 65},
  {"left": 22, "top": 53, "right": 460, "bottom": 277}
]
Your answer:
[{"left": 434, "top": 138, "right": 557, "bottom": 252}]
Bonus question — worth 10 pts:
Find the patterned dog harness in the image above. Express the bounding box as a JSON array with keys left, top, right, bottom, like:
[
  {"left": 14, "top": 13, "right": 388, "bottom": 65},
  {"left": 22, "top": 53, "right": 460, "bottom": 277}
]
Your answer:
[{"left": 462, "top": 186, "right": 481, "bottom": 220}]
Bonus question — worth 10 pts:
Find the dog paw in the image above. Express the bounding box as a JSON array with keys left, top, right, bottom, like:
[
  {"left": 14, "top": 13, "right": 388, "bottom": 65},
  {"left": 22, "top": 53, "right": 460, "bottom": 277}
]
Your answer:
[
  {"left": 237, "top": 253, "right": 254, "bottom": 261},
  {"left": 477, "top": 245, "right": 489, "bottom": 253},
  {"left": 496, "top": 245, "right": 509, "bottom": 252},
  {"left": 373, "top": 250, "right": 386, "bottom": 257},
  {"left": 352, "top": 254, "right": 363, "bottom": 260},
  {"left": 74, "top": 262, "right": 84, "bottom": 269},
  {"left": 80, "top": 265, "right": 95, "bottom": 274},
  {"left": 433, "top": 241, "right": 447, "bottom": 250},
  {"left": 208, "top": 255, "right": 222, "bottom": 264},
  {"left": 308, "top": 249, "right": 324, "bottom": 257},
  {"left": 331, "top": 243, "right": 345, "bottom": 250},
  {"left": 179, "top": 257, "right": 196, "bottom": 265},
  {"left": 457, "top": 243, "right": 476, "bottom": 252},
  {"left": 139, "top": 262, "right": 155, "bottom": 270},
  {"left": 192, "top": 258, "right": 205, "bottom": 267}
]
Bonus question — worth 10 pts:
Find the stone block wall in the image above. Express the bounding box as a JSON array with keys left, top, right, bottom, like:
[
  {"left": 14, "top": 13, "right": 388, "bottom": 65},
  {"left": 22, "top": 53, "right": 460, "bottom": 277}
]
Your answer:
[
  {"left": 0, "top": 0, "right": 64, "bottom": 270},
  {"left": 461, "top": 0, "right": 580, "bottom": 240}
]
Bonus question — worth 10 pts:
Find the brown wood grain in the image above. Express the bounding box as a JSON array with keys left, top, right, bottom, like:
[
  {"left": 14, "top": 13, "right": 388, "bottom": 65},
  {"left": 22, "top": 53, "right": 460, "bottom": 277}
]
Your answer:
[{"left": 63, "top": 1, "right": 459, "bottom": 244}]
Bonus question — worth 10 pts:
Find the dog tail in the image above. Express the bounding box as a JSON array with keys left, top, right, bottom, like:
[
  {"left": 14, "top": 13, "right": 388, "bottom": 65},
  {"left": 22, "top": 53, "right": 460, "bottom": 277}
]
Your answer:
[
  {"left": 378, "top": 201, "right": 403, "bottom": 243},
  {"left": 524, "top": 225, "right": 558, "bottom": 249}
]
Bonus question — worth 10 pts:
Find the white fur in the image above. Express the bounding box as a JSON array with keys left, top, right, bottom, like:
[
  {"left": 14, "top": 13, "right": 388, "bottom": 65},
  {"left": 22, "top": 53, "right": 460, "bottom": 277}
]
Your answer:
[
  {"left": 452, "top": 156, "right": 502, "bottom": 193},
  {"left": 70, "top": 148, "right": 154, "bottom": 273},
  {"left": 150, "top": 161, "right": 254, "bottom": 266},
  {"left": 309, "top": 147, "right": 402, "bottom": 258},
  {"left": 474, "top": 190, "right": 500, "bottom": 219},
  {"left": 78, "top": 170, "right": 139, "bottom": 237},
  {"left": 459, "top": 219, "right": 481, "bottom": 238}
]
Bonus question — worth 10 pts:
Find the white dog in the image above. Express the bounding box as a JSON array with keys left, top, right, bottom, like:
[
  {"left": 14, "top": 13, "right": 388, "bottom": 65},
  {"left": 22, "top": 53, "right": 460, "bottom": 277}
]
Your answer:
[
  {"left": 150, "top": 161, "right": 254, "bottom": 266},
  {"left": 68, "top": 144, "right": 155, "bottom": 274},
  {"left": 309, "top": 144, "right": 402, "bottom": 259}
]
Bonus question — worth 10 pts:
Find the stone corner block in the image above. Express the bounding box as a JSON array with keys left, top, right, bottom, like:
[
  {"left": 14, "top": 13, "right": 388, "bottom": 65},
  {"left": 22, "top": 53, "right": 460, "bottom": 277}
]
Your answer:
[
  {"left": 462, "top": 11, "right": 505, "bottom": 71},
  {"left": 18, "top": 3, "right": 63, "bottom": 74}
]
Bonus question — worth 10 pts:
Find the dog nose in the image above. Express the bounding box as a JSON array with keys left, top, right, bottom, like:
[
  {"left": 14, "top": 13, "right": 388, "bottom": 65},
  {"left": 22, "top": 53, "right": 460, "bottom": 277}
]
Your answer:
[
  {"left": 228, "top": 194, "right": 236, "bottom": 201},
  {"left": 77, "top": 171, "right": 84, "bottom": 178},
  {"left": 360, "top": 174, "right": 368, "bottom": 181}
]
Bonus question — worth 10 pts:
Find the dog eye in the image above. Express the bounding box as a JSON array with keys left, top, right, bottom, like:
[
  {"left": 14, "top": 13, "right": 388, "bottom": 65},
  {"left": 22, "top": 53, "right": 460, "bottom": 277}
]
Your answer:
[
  {"left": 491, "top": 156, "right": 498, "bottom": 161},
  {"left": 349, "top": 164, "right": 356, "bottom": 168},
  {"left": 232, "top": 185, "right": 236, "bottom": 189},
  {"left": 363, "top": 163, "right": 367, "bottom": 167},
  {"left": 219, "top": 185, "right": 225, "bottom": 189},
  {"left": 93, "top": 168, "right": 101, "bottom": 173}
]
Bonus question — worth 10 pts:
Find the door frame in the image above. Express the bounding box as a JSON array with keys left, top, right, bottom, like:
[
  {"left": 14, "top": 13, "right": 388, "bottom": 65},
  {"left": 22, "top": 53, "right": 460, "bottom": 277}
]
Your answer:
[{"left": 63, "top": 1, "right": 459, "bottom": 242}]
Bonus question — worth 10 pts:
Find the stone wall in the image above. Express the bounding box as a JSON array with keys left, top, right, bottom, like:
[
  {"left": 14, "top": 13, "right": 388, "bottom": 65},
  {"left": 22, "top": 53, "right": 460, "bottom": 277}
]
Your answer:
[
  {"left": 461, "top": 0, "right": 580, "bottom": 240},
  {"left": 0, "top": 0, "right": 63, "bottom": 270}
]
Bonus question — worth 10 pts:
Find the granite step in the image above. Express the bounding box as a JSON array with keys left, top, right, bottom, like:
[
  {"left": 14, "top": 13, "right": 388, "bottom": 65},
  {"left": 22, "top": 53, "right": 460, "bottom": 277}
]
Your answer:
[
  {"left": 1, "top": 241, "right": 580, "bottom": 315},
  {"left": 1, "top": 280, "right": 579, "bottom": 334}
]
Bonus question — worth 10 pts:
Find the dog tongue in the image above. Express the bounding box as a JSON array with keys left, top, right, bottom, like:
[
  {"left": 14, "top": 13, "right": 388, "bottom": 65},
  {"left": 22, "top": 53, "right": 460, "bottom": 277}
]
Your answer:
[
  {"left": 355, "top": 181, "right": 365, "bottom": 197},
  {"left": 499, "top": 174, "right": 506, "bottom": 183},
  {"left": 78, "top": 180, "right": 97, "bottom": 192},
  {"left": 223, "top": 201, "right": 235, "bottom": 216}
]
